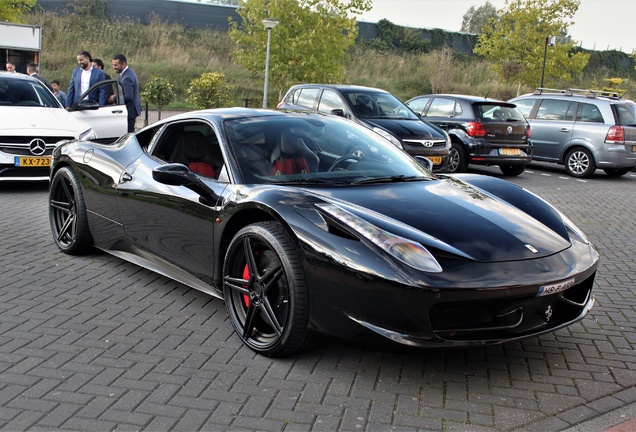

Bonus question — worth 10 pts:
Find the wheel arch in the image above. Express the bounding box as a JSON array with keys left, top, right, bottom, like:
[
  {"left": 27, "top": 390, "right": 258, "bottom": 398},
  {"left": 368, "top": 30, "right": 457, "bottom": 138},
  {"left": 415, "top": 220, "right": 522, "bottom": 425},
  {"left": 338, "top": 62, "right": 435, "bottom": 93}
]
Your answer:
[{"left": 558, "top": 139, "right": 597, "bottom": 164}]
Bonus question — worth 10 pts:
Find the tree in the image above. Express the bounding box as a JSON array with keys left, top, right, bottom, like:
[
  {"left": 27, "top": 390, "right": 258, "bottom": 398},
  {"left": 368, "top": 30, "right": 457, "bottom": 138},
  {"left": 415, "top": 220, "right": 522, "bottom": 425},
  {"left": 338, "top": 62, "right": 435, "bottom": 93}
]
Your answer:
[
  {"left": 186, "top": 72, "right": 233, "bottom": 109},
  {"left": 0, "top": 0, "right": 36, "bottom": 22},
  {"left": 141, "top": 76, "right": 175, "bottom": 120},
  {"left": 474, "top": 0, "right": 589, "bottom": 90},
  {"left": 229, "top": 0, "right": 372, "bottom": 95},
  {"left": 461, "top": 1, "right": 497, "bottom": 34}
]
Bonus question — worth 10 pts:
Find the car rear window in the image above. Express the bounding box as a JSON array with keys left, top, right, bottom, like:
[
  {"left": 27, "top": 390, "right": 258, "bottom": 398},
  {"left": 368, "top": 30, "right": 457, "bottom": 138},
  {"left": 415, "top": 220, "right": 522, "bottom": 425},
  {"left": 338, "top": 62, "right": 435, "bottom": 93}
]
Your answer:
[
  {"left": 613, "top": 103, "right": 636, "bottom": 126},
  {"left": 474, "top": 103, "right": 523, "bottom": 121}
]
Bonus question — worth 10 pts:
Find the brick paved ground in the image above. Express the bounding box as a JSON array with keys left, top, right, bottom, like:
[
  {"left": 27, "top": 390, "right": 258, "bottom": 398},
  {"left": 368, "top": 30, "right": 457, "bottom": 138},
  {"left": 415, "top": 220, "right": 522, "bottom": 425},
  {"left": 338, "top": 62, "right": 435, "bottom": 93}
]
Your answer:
[{"left": 0, "top": 163, "right": 635, "bottom": 431}]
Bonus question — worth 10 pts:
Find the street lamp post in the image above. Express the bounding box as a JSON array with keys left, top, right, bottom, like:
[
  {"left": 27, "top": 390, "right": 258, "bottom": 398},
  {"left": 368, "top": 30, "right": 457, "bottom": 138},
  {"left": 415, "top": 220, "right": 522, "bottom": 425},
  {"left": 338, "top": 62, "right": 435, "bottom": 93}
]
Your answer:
[
  {"left": 540, "top": 35, "right": 556, "bottom": 89},
  {"left": 262, "top": 18, "right": 279, "bottom": 109}
]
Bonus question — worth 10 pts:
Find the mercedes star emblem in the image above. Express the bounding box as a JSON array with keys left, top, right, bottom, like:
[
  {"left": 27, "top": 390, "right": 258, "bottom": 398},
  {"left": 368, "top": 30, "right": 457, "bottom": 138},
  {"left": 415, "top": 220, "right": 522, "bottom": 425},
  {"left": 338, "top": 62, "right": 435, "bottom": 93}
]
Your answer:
[{"left": 29, "top": 138, "right": 47, "bottom": 156}]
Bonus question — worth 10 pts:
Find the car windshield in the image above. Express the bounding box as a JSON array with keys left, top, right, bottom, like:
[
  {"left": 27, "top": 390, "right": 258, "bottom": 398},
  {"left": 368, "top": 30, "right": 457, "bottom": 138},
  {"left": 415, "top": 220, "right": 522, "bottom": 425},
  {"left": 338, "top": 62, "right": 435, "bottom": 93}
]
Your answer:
[
  {"left": 0, "top": 77, "right": 60, "bottom": 108},
  {"left": 613, "top": 102, "right": 636, "bottom": 127},
  {"left": 476, "top": 103, "right": 523, "bottom": 122},
  {"left": 342, "top": 90, "right": 420, "bottom": 120},
  {"left": 225, "top": 114, "right": 434, "bottom": 185}
]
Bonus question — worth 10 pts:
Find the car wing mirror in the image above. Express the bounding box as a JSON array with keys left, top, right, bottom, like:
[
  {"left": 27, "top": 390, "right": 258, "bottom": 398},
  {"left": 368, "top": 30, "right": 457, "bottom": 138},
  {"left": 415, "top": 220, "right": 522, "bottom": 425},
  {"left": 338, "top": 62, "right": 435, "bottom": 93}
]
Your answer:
[
  {"left": 331, "top": 108, "right": 345, "bottom": 117},
  {"left": 76, "top": 99, "right": 100, "bottom": 111},
  {"left": 414, "top": 155, "right": 434, "bottom": 172},
  {"left": 153, "top": 163, "right": 219, "bottom": 206}
]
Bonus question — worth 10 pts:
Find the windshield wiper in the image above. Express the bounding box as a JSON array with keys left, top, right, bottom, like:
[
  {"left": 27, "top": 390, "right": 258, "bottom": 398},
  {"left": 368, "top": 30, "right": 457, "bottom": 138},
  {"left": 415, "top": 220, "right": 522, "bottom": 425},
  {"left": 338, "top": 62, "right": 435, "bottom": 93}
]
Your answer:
[
  {"left": 352, "top": 175, "right": 428, "bottom": 185},
  {"left": 271, "top": 178, "right": 335, "bottom": 185}
]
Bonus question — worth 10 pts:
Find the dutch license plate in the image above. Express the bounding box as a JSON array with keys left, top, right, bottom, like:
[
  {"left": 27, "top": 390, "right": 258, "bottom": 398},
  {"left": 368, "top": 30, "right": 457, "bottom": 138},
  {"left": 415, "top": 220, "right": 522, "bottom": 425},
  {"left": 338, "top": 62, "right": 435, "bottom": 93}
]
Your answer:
[
  {"left": 632, "top": 145, "right": 636, "bottom": 152},
  {"left": 536, "top": 278, "right": 575, "bottom": 297},
  {"left": 14, "top": 156, "right": 51, "bottom": 167},
  {"left": 500, "top": 148, "right": 521, "bottom": 156},
  {"left": 427, "top": 156, "right": 443, "bottom": 165}
]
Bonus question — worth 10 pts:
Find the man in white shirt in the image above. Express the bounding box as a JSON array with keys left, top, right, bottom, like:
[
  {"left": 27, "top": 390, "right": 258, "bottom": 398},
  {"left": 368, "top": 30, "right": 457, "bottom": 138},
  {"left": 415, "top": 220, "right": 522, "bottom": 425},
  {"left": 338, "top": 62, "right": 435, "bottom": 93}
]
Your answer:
[{"left": 65, "top": 50, "right": 107, "bottom": 108}]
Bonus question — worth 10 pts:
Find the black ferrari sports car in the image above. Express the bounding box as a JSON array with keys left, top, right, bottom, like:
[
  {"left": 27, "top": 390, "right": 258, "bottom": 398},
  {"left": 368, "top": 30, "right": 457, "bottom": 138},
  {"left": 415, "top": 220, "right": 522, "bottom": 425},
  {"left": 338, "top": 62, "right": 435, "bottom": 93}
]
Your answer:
[{"left": 49, "top": 108, "right": 599, "bottom": 357}]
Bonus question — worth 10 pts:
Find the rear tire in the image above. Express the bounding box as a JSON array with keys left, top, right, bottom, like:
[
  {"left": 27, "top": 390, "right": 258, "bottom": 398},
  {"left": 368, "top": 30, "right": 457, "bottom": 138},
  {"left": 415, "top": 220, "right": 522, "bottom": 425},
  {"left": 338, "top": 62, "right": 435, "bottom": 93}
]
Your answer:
[
  {"left": 499, "top": 164, "right": 526, "bottom": 176},
  {"left": 603, "top": 168, "right": 630, "bottom": 177},
  {"left": 49, "top": 167, "right": 93, "bottom": 254},
  {"left": 447, "top": 142, "right": 468, "bottom": 173},
  {"left": 223, "top": 221, "right": 311, "bottom": 357},
  {"left": 565, "top": 148, "right": 596, "bottom": 178}
]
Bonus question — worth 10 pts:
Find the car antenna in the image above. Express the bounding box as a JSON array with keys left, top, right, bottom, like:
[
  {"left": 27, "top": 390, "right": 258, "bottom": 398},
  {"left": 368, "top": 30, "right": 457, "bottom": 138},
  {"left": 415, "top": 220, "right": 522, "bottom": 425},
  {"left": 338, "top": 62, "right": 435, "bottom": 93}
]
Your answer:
[{"left": 484, "top": 88, "right": 491, "bottom": 100}]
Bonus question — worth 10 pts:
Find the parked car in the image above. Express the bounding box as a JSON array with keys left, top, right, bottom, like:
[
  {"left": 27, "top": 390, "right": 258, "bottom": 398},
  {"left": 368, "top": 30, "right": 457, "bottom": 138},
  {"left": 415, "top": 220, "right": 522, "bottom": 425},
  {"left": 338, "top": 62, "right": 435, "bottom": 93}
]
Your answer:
[
  {"left": 405, "top": 94, "right": 532, "bottom": 176},
  {"left": 510, "top": 88, "right": 636, "bottom": 178},
  {"left": 277, "top": 84, "right": 451, "bottom": 171},
  {"left": 0, "top": 71, "right": 127, "bottom": 181},
  {"left": 50, "top": 107, "right": 599, "bottom": 357}
]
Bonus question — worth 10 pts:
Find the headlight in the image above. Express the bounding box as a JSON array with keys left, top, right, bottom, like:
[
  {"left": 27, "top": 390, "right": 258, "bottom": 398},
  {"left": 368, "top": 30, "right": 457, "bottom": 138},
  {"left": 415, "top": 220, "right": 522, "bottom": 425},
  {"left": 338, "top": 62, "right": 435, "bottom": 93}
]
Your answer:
[
  {"left": 372, "top": 127, "right": 403, "bottom": 149},
  {"left": 560, "top": 212, "right": 590, "bottom": 244},
  {"left": 79, "top": 128, "right": 96, "bottom": 141},
  {"left": 316, "top": 203, "right": 442, "bottom": 273}
]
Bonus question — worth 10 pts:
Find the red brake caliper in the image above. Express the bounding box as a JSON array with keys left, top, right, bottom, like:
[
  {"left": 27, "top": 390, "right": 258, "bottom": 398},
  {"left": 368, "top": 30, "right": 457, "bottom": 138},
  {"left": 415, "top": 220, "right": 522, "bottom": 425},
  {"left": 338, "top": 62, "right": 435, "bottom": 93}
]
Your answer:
[{"left": 242, "top": 264, "right": 250, "bottom": 307}]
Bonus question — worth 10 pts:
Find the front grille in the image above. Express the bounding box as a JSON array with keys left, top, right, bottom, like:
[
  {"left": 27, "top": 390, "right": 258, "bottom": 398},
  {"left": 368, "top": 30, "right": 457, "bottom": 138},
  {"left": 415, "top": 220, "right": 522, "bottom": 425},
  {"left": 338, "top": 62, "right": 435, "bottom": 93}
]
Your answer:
[
  {"left": 429, "top": 273, "right": 595, "bottom": 341},
  {"left": 403, "top": 139, "right": 447, "bottom": 148},
  {"left": 0, "top": 136, "right": 74, "bottom": 145},
  {"left": 0, "top": 146, "right": 55, "bottom": 156},
  {"left": 0, "top": 166, "right": 50, "bottom": 178}
]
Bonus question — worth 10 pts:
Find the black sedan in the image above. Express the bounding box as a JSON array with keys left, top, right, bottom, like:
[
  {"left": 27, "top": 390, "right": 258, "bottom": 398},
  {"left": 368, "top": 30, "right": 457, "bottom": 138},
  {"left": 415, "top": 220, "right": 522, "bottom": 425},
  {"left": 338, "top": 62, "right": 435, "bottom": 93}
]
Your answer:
[{"left": 49, "top": 108, "right": 599, "bottom": 357}]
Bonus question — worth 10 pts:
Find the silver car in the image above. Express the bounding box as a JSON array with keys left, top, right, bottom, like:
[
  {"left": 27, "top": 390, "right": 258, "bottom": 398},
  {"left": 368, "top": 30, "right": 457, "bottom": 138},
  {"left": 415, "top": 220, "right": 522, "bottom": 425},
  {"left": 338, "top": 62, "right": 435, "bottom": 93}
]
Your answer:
[{"left": 510, "top": 88, "right": 636, "bottom": 178}]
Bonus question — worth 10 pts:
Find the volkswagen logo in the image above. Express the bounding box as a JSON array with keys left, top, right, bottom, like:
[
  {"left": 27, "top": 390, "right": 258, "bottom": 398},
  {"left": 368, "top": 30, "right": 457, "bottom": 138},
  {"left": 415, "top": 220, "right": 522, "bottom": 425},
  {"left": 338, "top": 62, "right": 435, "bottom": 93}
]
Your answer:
[
  {"left": 507, "top": 126, "right": 513, "bottom": 135},
  {"left": 29, "top": 138, "right": 47, "bottom": 156}
]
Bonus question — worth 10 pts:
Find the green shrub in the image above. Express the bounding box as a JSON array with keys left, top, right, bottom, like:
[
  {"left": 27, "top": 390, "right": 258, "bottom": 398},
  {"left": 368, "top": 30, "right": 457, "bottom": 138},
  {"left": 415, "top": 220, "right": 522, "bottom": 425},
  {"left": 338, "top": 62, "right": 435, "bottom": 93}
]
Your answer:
[
  {"left": 141, "top": 76, "right": 175, "bottom": 120},
  {"left": 186, "top": 72, "right": 233, "bottom": 109}
]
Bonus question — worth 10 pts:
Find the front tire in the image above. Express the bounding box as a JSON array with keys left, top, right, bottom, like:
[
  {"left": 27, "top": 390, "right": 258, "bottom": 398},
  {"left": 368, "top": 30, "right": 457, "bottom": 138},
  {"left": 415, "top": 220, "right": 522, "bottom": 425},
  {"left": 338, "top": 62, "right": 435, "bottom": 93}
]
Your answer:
[
  {"left": 565, "top": 148, "right": 596, "bottom": 178},
  {"left": 49, "top": 167, "right": 93, "bottom": 254},
  {"left": 223, "top": 221, "right": 311, "bottom": 357},
  {"left": 499, "top": 164, "right": 526, "bottom": 176}
]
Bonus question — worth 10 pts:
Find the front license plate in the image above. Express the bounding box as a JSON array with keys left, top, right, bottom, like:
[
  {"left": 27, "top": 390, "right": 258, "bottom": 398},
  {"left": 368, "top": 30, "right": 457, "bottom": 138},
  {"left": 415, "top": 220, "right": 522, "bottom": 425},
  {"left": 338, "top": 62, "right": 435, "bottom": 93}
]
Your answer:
[
  {"left": 537, "top": 278, "right": 575, "bottom": 297},
  {"left": 426, "top": 156, "right": 443, "bottom": 165},
  {"left": 632, "top": 145, "right": 636, "bottom": 152},
  {"left": 14, "top": 156, "right": 51, "bottom": 167},
  {"left": 500, "top": 148, "right": 521, "bottom": 156}
]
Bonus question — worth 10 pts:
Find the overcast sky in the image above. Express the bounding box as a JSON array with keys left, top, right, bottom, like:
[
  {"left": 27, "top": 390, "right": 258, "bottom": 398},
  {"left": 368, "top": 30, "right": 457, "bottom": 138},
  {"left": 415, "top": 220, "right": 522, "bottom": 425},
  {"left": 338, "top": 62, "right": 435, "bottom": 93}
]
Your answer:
[{"left": 356, "top": 0, "right": 635, "bottom": 53}]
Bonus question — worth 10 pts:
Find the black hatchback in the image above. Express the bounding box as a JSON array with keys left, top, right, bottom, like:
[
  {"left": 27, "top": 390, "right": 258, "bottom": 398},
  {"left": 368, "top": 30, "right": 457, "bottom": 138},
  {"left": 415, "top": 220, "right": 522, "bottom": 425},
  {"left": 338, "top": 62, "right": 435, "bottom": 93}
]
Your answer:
[
  {"left": 406, "top": 94, "right": 532, "bottom": 176},
  {"left": 278, "top": 84, "right": 451, "bottom": 171}
]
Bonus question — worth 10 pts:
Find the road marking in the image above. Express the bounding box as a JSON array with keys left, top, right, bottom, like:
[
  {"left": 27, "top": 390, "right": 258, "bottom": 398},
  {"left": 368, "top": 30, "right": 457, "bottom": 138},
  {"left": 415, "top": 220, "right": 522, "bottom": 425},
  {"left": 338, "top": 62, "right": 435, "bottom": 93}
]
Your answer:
[{"left": 541, "top": 173, "right": 552, "bottom": 176}]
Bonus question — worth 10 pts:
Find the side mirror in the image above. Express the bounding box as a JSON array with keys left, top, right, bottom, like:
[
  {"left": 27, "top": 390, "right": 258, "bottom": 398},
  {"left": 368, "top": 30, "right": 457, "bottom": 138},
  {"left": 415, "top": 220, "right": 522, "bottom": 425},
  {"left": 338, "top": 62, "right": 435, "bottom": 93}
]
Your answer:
[
  {"left": 76, "top": 99, "right": 100, "bottom": 111},
  {"left": 414, "top": 155, "right": 434, "bottom": 172},
  {"left": 153, "top": 163, "right": 218, "bottom": 206},
  {"left": 331, "top": 109, "right": 345, "bottom": 117}
]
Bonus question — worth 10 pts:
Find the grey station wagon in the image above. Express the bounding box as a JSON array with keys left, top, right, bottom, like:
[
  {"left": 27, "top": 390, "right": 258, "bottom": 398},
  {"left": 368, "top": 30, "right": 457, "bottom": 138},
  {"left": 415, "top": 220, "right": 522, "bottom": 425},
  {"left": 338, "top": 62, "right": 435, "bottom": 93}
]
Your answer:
[{"left": 510, "top": 88, "right": 636, "bottom": 178}]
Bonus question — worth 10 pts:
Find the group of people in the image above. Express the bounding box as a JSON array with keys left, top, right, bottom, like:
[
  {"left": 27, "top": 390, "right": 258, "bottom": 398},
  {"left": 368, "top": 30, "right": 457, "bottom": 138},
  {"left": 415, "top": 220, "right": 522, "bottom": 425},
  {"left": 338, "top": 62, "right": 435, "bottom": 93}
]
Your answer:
[{"left": 4, "top": 49, "right": 141, "bottom": 133}]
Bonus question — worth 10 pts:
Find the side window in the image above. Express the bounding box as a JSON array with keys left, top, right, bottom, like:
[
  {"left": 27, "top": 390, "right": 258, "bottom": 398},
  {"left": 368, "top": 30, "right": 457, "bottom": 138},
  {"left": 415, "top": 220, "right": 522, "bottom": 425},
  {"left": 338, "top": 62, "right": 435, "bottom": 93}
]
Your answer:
[
  {"left": 152, "top": 122, "right": 224, "bottom": 179},
  {"left": 535, "top": 99, "right": 573, "bottom": 121},
  {"left": 296, "top": 88, "right": 320, "bottom": 109},
  {"left": 575, "top": 102, "right": 604, "bottom": 123},
  {"left": 514, "top": 99, "right": 536, "bottom": 118},
  {"left": 317, "top": 89, "right": 346, "bottom": 115},
  {"left": 425, "top": 98, "right": 456, "bottom": 118},
  {"left": 406, "top": 97, "right": 430, "bottom": 115}
]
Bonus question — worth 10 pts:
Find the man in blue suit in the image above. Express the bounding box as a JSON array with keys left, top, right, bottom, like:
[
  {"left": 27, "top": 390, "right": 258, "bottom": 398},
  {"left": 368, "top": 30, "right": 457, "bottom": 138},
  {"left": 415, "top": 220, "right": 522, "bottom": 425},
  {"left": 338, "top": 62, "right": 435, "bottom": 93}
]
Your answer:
[
  {"left": 109, "top": 54, "right": 141, "bottom": 133},
  {"left": 66, "top": 50, "right": 107, "bottom": 108}
]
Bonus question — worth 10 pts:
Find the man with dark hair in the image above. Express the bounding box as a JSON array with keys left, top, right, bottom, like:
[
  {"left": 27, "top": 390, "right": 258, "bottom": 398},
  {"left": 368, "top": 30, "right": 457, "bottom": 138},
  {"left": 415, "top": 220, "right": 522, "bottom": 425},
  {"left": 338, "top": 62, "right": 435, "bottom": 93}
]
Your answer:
[
  {"left": 92, "top": 58, "right": 114, "bottom": 102},
  {"left": 5, "top": 61, "right": 16, "bottom": 73},
  {"left": 66, "top": 49, "right": 107, "bottom": 108},
  {"left": 26, "top": 62, "right": 53, "bottom": 92},
  {"left": 109, "top": 54, "right": 141, "bottom": 133}
]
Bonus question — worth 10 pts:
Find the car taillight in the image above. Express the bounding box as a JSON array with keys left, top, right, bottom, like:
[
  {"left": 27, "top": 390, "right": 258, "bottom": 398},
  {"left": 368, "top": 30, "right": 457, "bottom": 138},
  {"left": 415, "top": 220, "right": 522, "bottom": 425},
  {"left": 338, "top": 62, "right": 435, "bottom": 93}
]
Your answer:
[
  {"left": 526, "top": 125, "right": 532, "bottom": 139},
  {"left": 605, "top": 125, "right": 624, "bottom": 144},
  {"left": 466, "top": 121, "right": 486, "bottom": 137}
]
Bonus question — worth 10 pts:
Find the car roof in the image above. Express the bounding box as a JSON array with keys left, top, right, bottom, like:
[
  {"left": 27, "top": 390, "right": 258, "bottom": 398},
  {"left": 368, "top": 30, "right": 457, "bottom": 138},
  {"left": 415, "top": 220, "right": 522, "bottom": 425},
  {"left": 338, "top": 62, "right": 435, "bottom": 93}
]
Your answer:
[
  {"left": 410, "top": 94, "right": 507, "bottom": 103},
  {"left": 0, "top": 71, "right": 39, "bottom": 82},
  {"left": 288, "top": 83, "right": 389, "bottom": 94},
  {"left": 514, "top": 88, "right": 627, "bottom": 103}
]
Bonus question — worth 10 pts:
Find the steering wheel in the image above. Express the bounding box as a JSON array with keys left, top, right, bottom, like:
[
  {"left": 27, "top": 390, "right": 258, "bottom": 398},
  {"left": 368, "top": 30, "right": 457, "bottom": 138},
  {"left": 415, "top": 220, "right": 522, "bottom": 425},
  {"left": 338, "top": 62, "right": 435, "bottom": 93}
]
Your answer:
[{"left": 328, "top": 154, "right": 362, "bottom": 171}]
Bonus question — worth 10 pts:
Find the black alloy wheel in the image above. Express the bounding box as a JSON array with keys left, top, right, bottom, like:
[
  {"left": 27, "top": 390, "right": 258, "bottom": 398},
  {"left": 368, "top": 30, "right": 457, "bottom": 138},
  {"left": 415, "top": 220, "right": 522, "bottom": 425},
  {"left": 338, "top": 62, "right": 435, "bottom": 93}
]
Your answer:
[
  {"left": 223, "top": 221, "right": 310, "bottom": 357},
  {"left": 49, "top": 167, "right": 93, "bottom": 254},
  {"left": 565, "top": 147, "right": 596, "bottom": 178}
]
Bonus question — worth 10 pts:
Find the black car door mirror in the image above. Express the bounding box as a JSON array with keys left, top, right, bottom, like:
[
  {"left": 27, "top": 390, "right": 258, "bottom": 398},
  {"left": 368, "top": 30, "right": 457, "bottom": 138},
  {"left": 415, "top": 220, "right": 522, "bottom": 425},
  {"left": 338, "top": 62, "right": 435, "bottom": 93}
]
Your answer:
[
  {"left": 414, "top": 155, "right": 434, "bottom": 172},
  {"left": 331, "top": 108, "right": 345, "bottom": 117},
  {"left": 76, "top": 99, "right": 100, "bottom": 111},
  {"left": 153, "top": 163, "right": 219, "bottom": 206}
]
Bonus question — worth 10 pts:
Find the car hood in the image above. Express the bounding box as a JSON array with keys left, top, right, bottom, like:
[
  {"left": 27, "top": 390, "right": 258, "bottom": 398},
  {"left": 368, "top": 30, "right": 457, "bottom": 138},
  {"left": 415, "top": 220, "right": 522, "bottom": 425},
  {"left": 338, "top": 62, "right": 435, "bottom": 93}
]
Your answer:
[
  {"left": 364, "top": 118, "right": 446, "bottom": 140},
  {"left": 0, "top": 107, "right": 89, "bottom": 136},
  {"left": 310, "top": 178, "right": 571, "bottom": 263}
]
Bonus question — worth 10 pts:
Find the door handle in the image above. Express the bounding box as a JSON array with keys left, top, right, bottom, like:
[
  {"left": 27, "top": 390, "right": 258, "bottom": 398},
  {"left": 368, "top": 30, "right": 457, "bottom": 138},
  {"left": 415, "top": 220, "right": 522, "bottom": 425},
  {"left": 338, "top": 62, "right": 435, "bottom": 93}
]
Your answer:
[
  {"left": 120, "top": 172, "right": 133, "bottom": 183},
  {"left": 560, "top": 128, "right": 570, "bottom": 132},
  {"left": 112, "top": 110, "right": 124, "bottom": 114}
]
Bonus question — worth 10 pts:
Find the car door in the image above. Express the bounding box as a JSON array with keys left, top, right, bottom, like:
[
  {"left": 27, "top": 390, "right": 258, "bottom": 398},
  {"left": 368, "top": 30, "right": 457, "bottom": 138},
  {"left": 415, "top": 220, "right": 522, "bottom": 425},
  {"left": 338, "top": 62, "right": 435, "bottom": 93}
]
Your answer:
[
  {"left": 69, "top": 79, "right": 128, "bottom": 143},
  {"left": 521, "top": 98, "right": 575, "bottom": 161},
  {"left": 115, "top": 120, "right": 228, "bottom": 286}
]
